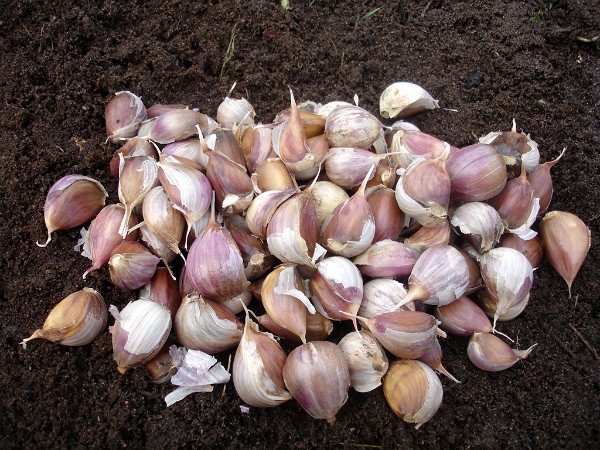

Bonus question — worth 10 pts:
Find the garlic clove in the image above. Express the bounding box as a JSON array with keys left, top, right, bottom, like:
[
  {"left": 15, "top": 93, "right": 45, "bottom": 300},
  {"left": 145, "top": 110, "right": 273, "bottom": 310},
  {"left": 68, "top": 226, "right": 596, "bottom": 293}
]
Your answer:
[
  {"left": 257, "top": 312, "right": 333, "bottom": 343},
  {"left": 364, "top": 162, "right": 397, "bottom": 190},
  {"left": 139, "top": 223, "right": 177, "bottom": 275},
  {"left": 274, "top": 105, "right": 326, "bottom": 138},
  {"left": 539, "top": 211, "right": 591, "bottom": 297},
  {"left": 110, "top": 137, "right": 158, "bottom": 177},
  {"left": 352, "top": 239, "right": 417, "bottom": 278},
  {"left": 162, "top": 138, "right": 209, "bottom": 170},
  {"left": 105, "top": 91, "right": 147, "bottom": 142},
  {"left": 142, "top": 186, "right": 186, "bottom": 259},
  {"left": 145, "top": 338, "right": 177, "bottom": 384},
  {"left": 293, "top": 134, "right": 330, "bottom": 181},
  {"left": 417, "top": 338, "right": 460, "bottom": 383},
  {"left": 379, "top": 82, "right": 439, "bottom": 119},
  {"left": 146, "top": 103, "right": 189, "bottom": 119},
  {"left": 109, "top": 241, "right": 160, "bottom": 291},
  {"left": 388, "top": 129, "right": 453, "bottom": 169},
  {"left": 359, "top": 278, "right": 413, "bottom": 322},
  {"left": 467, "top": 332, "right": 535, "bottom": 372},
  {"left": 205, "top": 149, "right": 254, "bottom": 215},
  {"left": 450, "top": 202, "right": 504, "bottom": 253},
  {"left": 245, "top": 188, "right": 297, "bottom": 240},
  {"left": 452, "top": 244, "right": 483, "bottom": 294},
  {"left": 282, "top": 341, "right": 350, "bottom": 424},
  {"left": 435, "top": 295, "right": 494, "bottom": 337},
  {"left": 37, "top": 175, "right": 108, "bottom": 247},
  {"left": 221, "top": 290, "right": 253, "bottom": 315},
  {"left": 325, "top": 105, "right": 381, "bottom": 150},
  {"left": 383, "top": 360, "right": 443, "bottom": 429},
  {"left": 139, "top": 109, "right": 209, "bottom": 144},
  {"left": 174, "top": 294, "right": 243, "bottom": 354},
  {"left": 240, "top": 125, "right": 275, "bottom": 173},
  {"left": 403, "top": 221, "right": 452, "bottom": 255},
  {"left": 109, "top": 299, "right": 171, "bottom": 373},
  {"left": 21, "top": 288, "right": 107, "bottom": 348},
  {"left": 324, "top": 147, "right": 389, "bottom": 188},
  {"left": 498, "top": 233, "right": 543, "bottom": 268},
  {"left": 310, "top": 181, "right": 350, "bottom": 229},
  {"left": 338, "top": 330, "right": 389, "bottom": 393},
  {"left": 139, "top": 267, "right": 182, "bottom": 319},
  {"left": 365, "top": 186, "right": 405, "bottom": 242},
  {"left": 208, "top": 127, "right": 247, "bottom": 169},
  {"left": 528, "top": 148, "right": 565, "bottom": 214},
  {"left": 217, "top": 96, "right": 256, "bottom": 130},
  {"left": 317, "top": 100, "right": 354, "bottom": 117},
  {"left": 251, "top": 157, "right": 298, "bottom": 193}
]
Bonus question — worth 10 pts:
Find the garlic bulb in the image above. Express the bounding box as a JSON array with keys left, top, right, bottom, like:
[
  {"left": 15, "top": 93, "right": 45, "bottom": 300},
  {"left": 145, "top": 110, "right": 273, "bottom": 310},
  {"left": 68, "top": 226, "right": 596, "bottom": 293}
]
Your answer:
[
  {"left": 21, "top": 288, "right": 107, "bottom": 348},
  {"left": 105, "top": 91, "right": 147, "bottom": 142},
  {"left": 468, "top": 332, "right": 535, "bottom": 372},
  {"left": 379, "top": 82, "right": 439, "bottom": 119},
  {"left": 283, "top": 341, "right": 350, "bottom": 424},
  {"left": 37, "top": 175, "right": 108, "bottom": 247},
  {"left": 325, "top": 105, "right": 381, "bottom": 150},
  {"left": 109, "top": 299, "right": 171, "bottom": 373},
  {"left": 338, "top": 331, "right": 389, "bottom": 392},
  {"left": 383, "top": 359, "right": 443, "bottom": 429},
  {"left": 450, "top": 202, "right": 504, "bottom": 253}
]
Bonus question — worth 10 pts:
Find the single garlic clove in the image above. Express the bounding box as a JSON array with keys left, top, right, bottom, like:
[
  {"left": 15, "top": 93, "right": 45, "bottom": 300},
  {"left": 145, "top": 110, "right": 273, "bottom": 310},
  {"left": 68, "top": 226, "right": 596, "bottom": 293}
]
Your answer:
[
  {"left": 446, "top": 143, "right": 507, "bottom": 202},
  {"left": 325, "top": 105, "right": 381, "bottom": 150},
  {"left": 221, "top": 291, "right": 253, "bottom": 315},
  {"left": 110, "top": 137, "right": 158, "bottom": 177},
  {"left": 109, "top": 241, "right": 160, "bottom": 291},
  {"left": 206, "top": 149, "right": 254, "bottom": 216},
  {"left": 174, "top": 294, "right": 243, "bottom": 354},
  {"left": 274, "top": 105, "right": 326, "bottom": 138},
  {"left": 498, "top": 233, "right": 543, "bottom": 268},
  {"left": 338, "top": 330, "right": 389, "bottom": 392},
  {"left": 245, "top": 188, "right": 298, "bottom": 240},
  {"left": 417, "top": 337, "right": 460, "bottom": 383},
  {"left": 323, "top": 147, "right": 388, "bottom": 188},
  {"left": 359, "top": 278, "right": 413, "bottom": 322},
  {"left": 257, "top": 312, "right": 333, "bottom": 343},
  {"left": 37, "top": 175, "right": 108, "bottom": 247},
  {"left": 435, "top": 295, "right": 494, "bottom": 337},
  {"left": 232, "top": 308, "right": 291, "bottom": 407},
  {"left": 139, "top": 109, "right": 209, "bottom": 144},
  {"left": 450, "top": 202, "right": 504, "bottom": 253},
  {"left": 452, "top": 244, "right": 483, "bottom": 294},
  {"left": 105, "top": 91, "right": 147, "bottom": 142},
  {"left": 527, "top": 149, "right": 565, "bottom": 214},
  {"left": 540, "top": 211, "right": 591, "bottom": 297},
  {"left": 365, "top": 186, "right": 406, "bottom": 242},
  {"left": 283, "top": 341, "right": 350, "bottom": 424},
  {"left": 142, "top": 186, "right": 186, "bottom": 259},
  {"left": 293, "top": 134, "right": 330, "bottom": 181},
  {"left": 310, "top": 181, "right": 350, "bottom": 229},
  {"left": 383, "top": 359, "right": 443, "bottom": 429},
  {"left": 139, "top": 223, "right": 177, "bottom": 274},
  {"left": 21, "top": 288, "right": 107, "bottom": 348},
  {"left": 251, "top": 157, "right": 298, "bottom": 193},
  {"left": 353, "top": 239, "right": 417, "bottom": 278},
  {"left": 109, "top": 299, "right": 171, "bottom": 373},
  {"left": 240, "top": 125, "right": 275, "bottom": 173},
  {"left": 217, "top": 96, "right": 256, "bottom": 130},
  {"left": 145, "top": 338, "right": 178, "bottom": 384},
  {"left": 139, "top": 267, "right": 182, "bottom": 319},
  {"left": 403, "top": 221, "right": 452, "bottom": 255},
  {"left": 477, "top": 289, "right": 529, "bottom": 325},
  {"left": 379, "top": 82, "right": 439, "bottom": 119},
  {"left": 467, "top": 332, "right": 535, "bottom": 372},
  {"left": 387, "top": 129, "right": 452, "bottom": 169},
  {"left": 208, "top": 127, "right": 248, "bottom": 170},
  {"left": 146, "top": 103, "right": 189, "bottom": 119},
  {"left": 317, "top": 100, "right": 354, "bottom": 117},
  {"left": 162, "top": 138, "right": 209, "bottom": 170}
]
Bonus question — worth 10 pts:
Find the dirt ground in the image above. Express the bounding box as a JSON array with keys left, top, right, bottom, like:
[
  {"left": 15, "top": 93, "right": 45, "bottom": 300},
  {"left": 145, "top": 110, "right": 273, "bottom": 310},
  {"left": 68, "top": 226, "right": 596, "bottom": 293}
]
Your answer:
[{"left": 0, "top": 0, "right": 598, "bottom": 448}]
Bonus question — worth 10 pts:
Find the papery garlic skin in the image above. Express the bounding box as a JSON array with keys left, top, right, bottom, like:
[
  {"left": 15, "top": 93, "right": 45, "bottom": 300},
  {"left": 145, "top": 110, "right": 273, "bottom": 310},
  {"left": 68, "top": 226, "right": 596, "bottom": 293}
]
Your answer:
[
  {"left": 21, "top": 288, "right": 107, "bottom": 348},
  {"left": 359, "top": 278, "right": 412, "bottom": 321},
  {"left": 383, "top": 359, "right": 443, "bottom": 429},
  {"left": 217, "top": 97, "right": 256, "bottom": 129},
  {"left": 339, "top": 331, "right": 389, "bottom": 392},
  {"left": 380, "top": 82, "right": 439, "bottom": 119},
  {"left": 109, "top": 299, "right": 171, "bottom": 373},
  {"left": 283, "top": 341, "right": 350, "bottom": 424},
  {"left": 468, "top": 332, "right": 535, "bottom": 372},
  {"left": 450, "top": 202, "right": 504, "bottom": 253}
]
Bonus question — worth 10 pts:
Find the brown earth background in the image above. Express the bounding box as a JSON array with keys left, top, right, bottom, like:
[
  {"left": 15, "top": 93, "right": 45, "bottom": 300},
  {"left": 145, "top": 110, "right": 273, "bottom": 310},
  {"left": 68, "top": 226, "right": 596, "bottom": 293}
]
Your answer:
[{"left": 0, "top": 0, "right": 599, "bottom": 448}]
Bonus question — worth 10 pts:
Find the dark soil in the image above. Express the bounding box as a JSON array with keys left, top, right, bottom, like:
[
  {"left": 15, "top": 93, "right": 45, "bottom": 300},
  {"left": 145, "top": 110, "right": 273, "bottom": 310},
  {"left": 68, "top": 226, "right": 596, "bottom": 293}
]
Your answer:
[{"left": 1, "top": 1, "right": 599, "bottom": 448}]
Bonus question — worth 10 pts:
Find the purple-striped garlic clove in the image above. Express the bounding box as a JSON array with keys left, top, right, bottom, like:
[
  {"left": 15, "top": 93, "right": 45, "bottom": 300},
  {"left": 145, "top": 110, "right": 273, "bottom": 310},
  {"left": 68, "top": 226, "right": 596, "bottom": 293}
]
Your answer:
[
  {"left": 257, "top": 312, "right": 333, "bottom": 344},
  {"left": 467, "top": 332, "right": 535, "bottom": 372},
  {"left": 338, "top": 330, "right": 389, "bottom": 393},
  {"left": 435, "top": 295, "right": 495, "bottom": 337},
  {"left": 528, "top": 148, "right": 565, "bottom": 214},
  {"left": 324, "top": 147, "right": 392, "bottom": 188},
  {"left": 365, "top": 185, "right": 406, "bottom": 242},
  {"left": 417, "top": 337, "right": 460, "bottom": 383},
  {"left": 240, "top": 125, "right": 274, "bottom": 173},
  {"left": 109, "top": 241, "right": 160, "bottom": 291},
  {"left": 142, "top": 186, "right": 186, "bottom": 259},
  {"left": 498, "top": 233, "right": 543, "bottom": 269},
  {"left": 403, "top": 221, "right": 452, "bottom": 255},
  {"left": 245, "top": 188, "right": 298, "bottom": 240},
  {"left": 105, "top": 91, "right": 147, "bottom": 142},
  {"left": 206, "top": 149, "right": 254, "bottom": 215},
  {"left": 217, "top": 96, "right": 256, "bottom": 130},
  {"left": 138, "top": 109, "right": 209, "bottom": 144},
  {"left": 450, "top": 202, "right": 504, "bottom": 253},
  {"left": 110, "top": 137, "right": 157, "bottom": 177},
  {"left": 139, "top": 267, "right": 182, "bottom": 319},
  {"left": 353, "top": 239, "right": 417, "bottom": 278},
  {"left": 388, "top": 129, "right": 450, "bottom": 169}
]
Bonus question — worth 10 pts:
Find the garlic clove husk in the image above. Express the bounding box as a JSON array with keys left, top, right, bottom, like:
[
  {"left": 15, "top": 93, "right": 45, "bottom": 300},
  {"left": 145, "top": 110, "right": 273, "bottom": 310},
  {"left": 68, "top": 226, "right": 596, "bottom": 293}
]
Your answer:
[
  {"left": 105, "top": 91, "right": 147, "bottom": 142},
  {"left": 139, "top": 109, "right": 209, "bottom": 144},
  {"left": 450, "top": 202, "right": 504, "bottom": 253},
  {"left": 109, "top": 299, "right": 171, "bottom": 373},
  {"left": 446, "top": 143, "right": 507, "bottom": 202},
  {"left": 142, "top": 186, "right": 186, "bottom": 259},
  {"left": 309, "top": 256, "right": 363, "bottom": 323},
  {"left": 162, "top": 138, "right": 209, "bottom": 170},
  {"left": 338, "top": 330, "right": 389, "bottom": 393},
  {"left": 325, "top": 105, "right": 381, "bottom": 150},
  {"left": 240, "top": 125, "right": 275, "bottom": 173},
  {"left": 528, "top": 148, "right": 565, "bottom": 214},
  {"left": 499, "top": 233, "right": 543, "bottom": 269},
  {"left": 353, "top": 240, "right": 417, "bottom": 278},
  {"left": 365, "top": 186, "right": 405, "bottom": 242},
  {"left": 232, "top": 308, "right": 291, "bottom": 407},
  {"left": 383, "top": 359, "right": 443, "bottom": 429},
  {"left": 110, "top": 137, "right": 158, "bottom": 177},
  {"left": 403, "top": 221, "right": 452, "bottom": 255},
  {"left": 245, "top": 188, "right": 297, "bottom": 240},
  {"left": 539, "top": 211, "right": 591, "bottom": 297},
  {"left": 257, "top": 312, "right": 333, "bottom": 343},
  {"left": 174, "top": 293, "right": 243, "bottom": 353},
  {"left": 283, "top": 341, "right": 350, "bottom": 424},
  {"left": 467, "top": 332, "right": 535, "bottom": 372},
  {"left": 139, "top": 267, "right": 182, "bottom": 319},
  {"left": 21, "top": 288, "right": 107, "bottom": 348},
  {"left": 434, "top": 295, "right": 493, "bottom": 337},
  {"left": 311, "top": 181, "right": 350, "bottom": 229},
  {"left": 37, "top": 175, "right": 108, "bottom": 247},
  {"left": 206, "top": 149, "right": 254, "bottom": 215},
  {"left": 109, "top": 241, "right": 160, "bottom": 291},
  {"left": 82, "top": 204, "right": 139, "bottom": 279},
  {"left": 417, "top": 337, "right": 460, "bottom": 383},
  {"left": 388, "top": 129, "right": 451, "bottom": 169},
  {"left": 379, "top": 82, "right": 439, "bottom": 119},
  {"left": 359, "top": 278, "right": 413, "bottom": 322},
  {"left": 324, "top": 147, "right": 390, "bottom": 188},
  {"left": 217, "top": 96, "right": 256, "bottom": 130},
  {"left": 251, "top": 157, "right": 298, "bottom": 193}
]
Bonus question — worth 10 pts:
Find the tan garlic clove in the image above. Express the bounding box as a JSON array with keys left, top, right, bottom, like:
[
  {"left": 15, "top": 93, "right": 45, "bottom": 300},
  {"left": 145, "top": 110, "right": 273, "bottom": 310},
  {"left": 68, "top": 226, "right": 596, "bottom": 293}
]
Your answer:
[
  {"left": 174, "top": 294, "right": 243, "bottom": 354},
  {"left": 467, "top": 332, "right": 535, "bottom": 372},
  {"left": 145, "top": 338, "right": 178, "bottom": 384},
  {"left": 353, "top": 239, "right": 418, "bottom": 278},
  {"left": 539, "top": 211, "right": 591, "bottom": 297},
  {"left": 435, "top": 295, "right": 496, "bottom": 337},
  {"left": 388, "top": 129, "right": 451, "bottom": 169},
  {"left": 207, "top": 127, "right": 247, "bottom": 168},
  {"left": 383, "top": 360, "right": 443, "bottom": 429},
  {"left": 232, "top": 308, "right": 291, "bottom": 408},
  {"left": 109, "top": 241, "right": 160, "bottom": 291},
  {"left": 257, "top": 312, "right": 333, "bottom": 343},
  {"left": 21, "top": 288, "right": 107, "bottom": 348},
  {"left": 338, "top": 330, "right": 389, "bottom": 393},
  {"left": 359, "top": 278, "right": 413, "bottom": 322},
  {"left": 364, "top": 162, "right": 397, "bottom": 190},
  {"left": 379, "top": 82, "right": 439, "bottom": 119},
  {"left": 217, "top": 97, "right": 255, "bottom": 130},
  {"left": 37, "top": 175, "right": 108, "bottom": 247},
  {"left": 274, "top": 105, "right": 326, "bottom": 138},
  {"left": 528, "top": 148, "right": 565, "bottom": 214},
  {"left": 240, "top": 125, "right": 274, "bottom": 174},
  {"left": 105, "top": 91, "right": 147, "bottom": 142},
  {"left": 109, "top": 299, "right": 172, "bottom": 374},
  {"left": 450, "top": 202, "right": 504, "bottom": 253},
  {"left": 404, "top": 221, "right": 452, "bottom": 255},
  {"left": 139, "top": 267, "right": 182, "bottom": 319},
  {"left": 325, "top": 105, "right": 381, "bottom": 150},
  {"left": 251, "top": 157, "right": 298, "bottom": 193},
  {"left": 417, "top": 338, "right": 460, "bottom": 383},
  {"left": 138, "top": 109, "right": 210, "bottom": 144},
  {"left": 142, "top": 186, "right": 186, "bottom": 259},
  {"left": 365, "top": 186, "right": 406, "bottom": 242},
  {"left": 206, "top": 149, "right": 254, "bottom": 215},
  {"left": 245, "top": 188, "right": 298, "bottom": 240},
  {"left": 498, "top": 234, "right": 543, "bottom": 269},
  {"left": 310, "top": 181, "right": 350, "bottom": 229},
  {"left": 283, "top": 341, "right": 350, "bottom": 424}
]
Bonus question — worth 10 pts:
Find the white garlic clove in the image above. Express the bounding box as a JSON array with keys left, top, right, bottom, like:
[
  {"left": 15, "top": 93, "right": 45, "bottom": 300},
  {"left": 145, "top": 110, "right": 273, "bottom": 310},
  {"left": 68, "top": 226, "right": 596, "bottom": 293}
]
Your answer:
[
  {"left": 109, "top": 241, "right": 160, "bottom": 291},
  {"left": 359, "top": 278, "right": 412, "bottom": 322},
  {"left": 323, "top": 147, "right": 388, "bottom": 188},
  {"left": 109, "top": 299, "right": 171, "bottom": 373},
  {"left": 21, "top": 288, "right": 107, "bottom": 348},
  {"left": 162, "top": 138, "right": 208, "bottom": 170},
  {"left": 310, "top": 181, "right": 350, "bottom": 229},
  {"left": 105, "top": 91, "right": 147, "bottom": 142},
  {"left": 142, "top": 186, "right": 186, "bottom": 259},
  {"left": 217, "top": 97, "right": 256, "bottom": 130},
  {"left": 283, "top": 341, "right": 350, "bottom": 424},
  {"left": 325, "top": 105, "right": 381, "bottom": 150},
  {"left": 467, "top": 332, "right": 535, "bottom": 372},
  {"left": 139, "top": 223, "right": 177, "bottom": 273},
  {"left": 338, "top": 330, "right": 389, "bottom": 392},
  {"left": 138, "top": 109, "right": 209, "bottom": 144},
  {"left": 221, "top": 290, "right": 253, "bottom": 315},
  {"left": 353, "top": 239, "right": 417, "bottom": 278},
  {"left": 379, "top": 82, "right": 439, "bottom": 119},
  {"left": 110, "top": 137, "right": 158, "bottom": 177},
  {"left": 450, "top": 202, "right": 504, "bottom": 253}
]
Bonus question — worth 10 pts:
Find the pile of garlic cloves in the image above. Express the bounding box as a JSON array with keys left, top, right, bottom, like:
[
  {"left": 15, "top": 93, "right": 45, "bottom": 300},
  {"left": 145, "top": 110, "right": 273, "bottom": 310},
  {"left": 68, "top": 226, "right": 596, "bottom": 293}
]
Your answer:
[{"left": 25, "top": 82, "right": 592, "bottom": 429}]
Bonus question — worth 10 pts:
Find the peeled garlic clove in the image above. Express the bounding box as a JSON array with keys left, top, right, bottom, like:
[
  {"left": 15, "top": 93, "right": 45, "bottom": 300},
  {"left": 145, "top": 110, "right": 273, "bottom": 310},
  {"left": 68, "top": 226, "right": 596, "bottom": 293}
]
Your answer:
[
  {"left": 233, "top": 309, "right": 291, "bottom": 407},
  {"left": 353, "top": 240, "right": 417, "bottom": 278},
  {"left": 252, "top": 157, "right": 297, "bottom": 193},
  {"left": 403, "top": 221, "right": 452, "bottom": 255},
  {"left": 110, "top": 137, "right": 158, "bottom": 177},
  {"left": 174, "top": 294, "right": 243, "bottom": 353},
  {"left": 479, "top": 120, "right": 540, "bottom": 174},
  {"left": 325, "top": 105, "right": 381, "bottom": 150},
  {"left": 450, "top": 202, "right": 504, "bottom": 253},
  {"left": 388, "top": 129, "right": 451, "bottom": 169},
  {"left": 21, "top": 288, "right": 107, "bottom": 348},
  {"left": 217, "top": 96, "right": 255, "bottom": 130},
  {"left": 359, "top": 278, "right": 412, "bottom": 321},
  {"left": 309, "top": 256, "right": 363, "bottom": 323},
  {"left": 245, "top": 188, "right": 297, "bottom": 240},
  {"left": 82, "top": 204, "right": 139, "bottom": 279},
  {"left": 105, "top": 91, "right": 147, "bottom": 142},
  {"left": 446, "top": 143, "right": 507, "bottom": 202},
  {"left": 241, "top": 125, "right": 275, "bottom": 173},
  {"left": 383, "top": 360, "right": 443, "bottom": 429},
  {"left": 365, "top": 186, "right": 405, "bottom": 242},
  {"left": 540, "top": 211, "right": 591, "bottom": 297},
  {"left": 339, "top": 330, "right": 389, "bottom": 393},
  {"left": 418, "top": 338, "right": 460, "bottom": 383},
  {"left": 379, "top": 82, "right": 439, "bottom": 119},
  {"left": 139, "top": 267, "right": 182, "bottom": 319},
  {"left": 467, "top": 332, "right": 535, "bottom": 372},
  {"left": 499, "top": 234, "right": 543, "bottom": 268},
  {"left": 109, "top": 299, "right": 171, "bottom": 373},
  {"left": 109, "top": 241, "right": 160, "bottom": 291},
  {"left": 139, "top": 109, "right": 209, "bottom": 144},
  {"left": 435, "top": 295, "right": 493, "bottom": 337},
  {"left": 283, "top": 341, "right": 350, "bottom": 424},
  {"left": 37, "top": 175, "right": 108, "bottom": 247}
]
